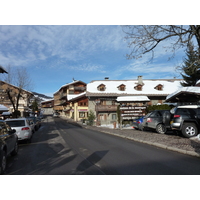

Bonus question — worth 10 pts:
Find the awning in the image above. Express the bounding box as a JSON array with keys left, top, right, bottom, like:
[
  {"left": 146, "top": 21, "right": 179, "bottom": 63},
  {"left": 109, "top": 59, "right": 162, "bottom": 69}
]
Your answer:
[{"left": 117, "top": 96, "right": 150, "bottom": 102}]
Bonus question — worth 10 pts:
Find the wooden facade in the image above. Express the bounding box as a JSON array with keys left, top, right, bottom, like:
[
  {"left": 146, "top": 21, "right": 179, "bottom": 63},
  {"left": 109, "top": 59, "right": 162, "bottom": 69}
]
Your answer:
[
  {"left": 53, "top": 80, "right": 88, "bottom": 121},
  {"left": 86, "top": 77, "right": 183, "bottom": 126},
  {"left": 0, "top": 81, "right": 34, "bottom": 116}
]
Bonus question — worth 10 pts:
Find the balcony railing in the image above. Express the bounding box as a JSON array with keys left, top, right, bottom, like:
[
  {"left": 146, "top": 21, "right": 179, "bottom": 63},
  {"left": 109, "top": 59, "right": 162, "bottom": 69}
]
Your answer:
[
  {"left": 74, "top": 86, "right": 86, "bottom": 91},
  {"left": 95, "top": 105, "right": 117, "bottom": 112}
]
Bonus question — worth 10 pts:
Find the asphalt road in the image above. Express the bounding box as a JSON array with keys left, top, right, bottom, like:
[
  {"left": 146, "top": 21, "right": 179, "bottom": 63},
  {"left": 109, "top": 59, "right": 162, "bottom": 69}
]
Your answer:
[{"left": 5, "top": 116, "right": 200, "bottom": 175}]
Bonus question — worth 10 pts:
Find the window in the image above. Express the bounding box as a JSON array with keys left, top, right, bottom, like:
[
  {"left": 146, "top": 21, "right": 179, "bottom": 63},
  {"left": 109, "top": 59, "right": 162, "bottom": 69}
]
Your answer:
[
  {"left": 117, "top": 84, "right": 126, "bottom": 91},
  {"left": 6, "top": 120, "right": 25, "bottom": 127},
  {"left": 112, "top": 114, "right": 117, "bottom": 120},
  {"left": 78, "top": 101, "right": 88, "bottom": 106},
  {"left": 134, "top": 84, "right": 143, "bottom": 91},
  {"left": 97, "top": 84, "right": 106, "bottom": 91},
  {"left": 69, "top": 90, "right": 74, "bottom": 94},
  {"left": 150, "top": 111, "right": 161, "bottom": 117},
  {"left": 79, "top": 112, "right": 85, "bottom": 118},
  {"left": 154, "top": 84, "right": 163, "bottom": 91},
  {"left": 112, "top": 101, "right": 116, "bottom": 105}
]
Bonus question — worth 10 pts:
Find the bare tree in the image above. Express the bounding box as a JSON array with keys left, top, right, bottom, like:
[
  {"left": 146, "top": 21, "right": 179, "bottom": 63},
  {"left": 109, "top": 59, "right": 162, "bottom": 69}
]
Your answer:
[
  {"left": 122, "top": 25, "right": 200, "bottom": 60},
  {"left": 2, "top": 66, "right": 34, "bottom": 117}
]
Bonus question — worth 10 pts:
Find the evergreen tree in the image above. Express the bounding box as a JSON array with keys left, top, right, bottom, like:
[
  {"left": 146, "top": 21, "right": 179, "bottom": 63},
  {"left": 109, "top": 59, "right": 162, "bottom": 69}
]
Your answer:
[
  {"left": 31, "top": 99, "right": 39, "bottom": 114},
  {"left": 180, "top": 44, "right": 200, "bottom": 86}
]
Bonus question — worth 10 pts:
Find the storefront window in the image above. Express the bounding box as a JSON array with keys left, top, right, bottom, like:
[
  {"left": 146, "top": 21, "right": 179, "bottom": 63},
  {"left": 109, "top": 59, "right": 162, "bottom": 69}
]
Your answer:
[{"left": 79, "top": 112, "right": 85, "bottom": 118}]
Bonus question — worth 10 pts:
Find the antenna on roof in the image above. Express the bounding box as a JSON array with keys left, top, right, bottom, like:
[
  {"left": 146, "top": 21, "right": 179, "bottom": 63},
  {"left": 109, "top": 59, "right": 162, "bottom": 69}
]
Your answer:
[{"left": 73, "top": 77, "right": 76, "bottom": 82}]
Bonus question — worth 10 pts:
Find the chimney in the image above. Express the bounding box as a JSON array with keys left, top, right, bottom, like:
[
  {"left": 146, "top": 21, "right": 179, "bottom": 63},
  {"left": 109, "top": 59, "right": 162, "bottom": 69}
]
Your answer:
[{"left": 137, "top": 76, "right": 144, "bottom": 85}]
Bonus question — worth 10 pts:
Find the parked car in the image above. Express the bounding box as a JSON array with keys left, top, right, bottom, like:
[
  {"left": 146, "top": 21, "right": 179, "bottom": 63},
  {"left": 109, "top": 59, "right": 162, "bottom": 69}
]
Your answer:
[
  {"left": 170, "top": 105, "right": 200, "bottom": 138},
  {"left": 141, "top": 110, "right": 172, "bottom": 134},
  {"left": 26, "top": 116, "right": 41, "bottom": 131},
  {"left": 132, "top": 117, "right": 144, "bottom": 130},
  {"left": 53, "top": 112, "right": 59, "bottom": 117},
  {"left": 5, "top": 118, "right": 33, "bottom": 143},
  {"left": 0, "top": 120, "right": 18, "bottom": 174}
]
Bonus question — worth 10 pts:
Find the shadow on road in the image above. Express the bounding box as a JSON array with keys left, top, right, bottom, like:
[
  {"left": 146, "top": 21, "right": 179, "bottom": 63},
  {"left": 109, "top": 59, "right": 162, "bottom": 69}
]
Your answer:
[{"left": 75, "top": 150, "right": 109, "bottom": 174}]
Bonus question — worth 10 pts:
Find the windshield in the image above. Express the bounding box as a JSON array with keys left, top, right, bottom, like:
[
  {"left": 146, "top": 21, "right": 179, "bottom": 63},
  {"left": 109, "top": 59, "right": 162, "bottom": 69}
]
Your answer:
[{"left": 6, "top": 120, "right": 25, "bottom": 127}]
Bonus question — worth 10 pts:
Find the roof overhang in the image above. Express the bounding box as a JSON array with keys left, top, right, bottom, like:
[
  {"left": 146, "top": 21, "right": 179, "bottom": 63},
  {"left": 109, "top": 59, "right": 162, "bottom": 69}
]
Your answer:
[
  {"left": 117, "top": 96, "right": 150, "bottom": 102},
  {"left": 165, "top": 87, "right": 200, "bottom": 103}
]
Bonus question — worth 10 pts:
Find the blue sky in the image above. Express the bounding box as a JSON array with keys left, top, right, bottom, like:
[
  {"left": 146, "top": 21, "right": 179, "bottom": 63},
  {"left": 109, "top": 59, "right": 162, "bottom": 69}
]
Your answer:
[{"left": 0, "top": 25, "right": 187, "bottom": 97}]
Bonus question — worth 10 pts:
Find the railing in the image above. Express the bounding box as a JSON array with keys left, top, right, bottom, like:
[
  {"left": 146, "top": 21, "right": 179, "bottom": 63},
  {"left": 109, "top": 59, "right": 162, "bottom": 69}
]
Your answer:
[{"left": 74, "top": 86, "right": 86, "bottom": 91}]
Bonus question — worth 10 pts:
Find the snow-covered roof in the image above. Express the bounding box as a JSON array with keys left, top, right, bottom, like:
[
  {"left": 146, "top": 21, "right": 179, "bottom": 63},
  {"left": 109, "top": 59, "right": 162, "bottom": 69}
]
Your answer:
[
  {"left": 0, "top": 81, "right": 33, "bottom": 95},
  {"left": 166, "top": 86, "right": 200, "bottom": 101},
  {"left": 0, "top": 104, "right": 9, "bottom": 111},
  {"left": 117, "top": 96, "right": 150, "bottom": 102},
  {"left": 86, "top": 79, "right": 182, "bottom": 97},
  {"left": 53, "top": 80, "right": 86, "bottom": 95},
  {"left": 41, "top": 99, "right": 54, "bottom": 103},
  {"left": 67, "top": 92, "right": 86, "bottom": 101},
  {"left": 2, "top": 112, "right": 11, "bottom": 115}
]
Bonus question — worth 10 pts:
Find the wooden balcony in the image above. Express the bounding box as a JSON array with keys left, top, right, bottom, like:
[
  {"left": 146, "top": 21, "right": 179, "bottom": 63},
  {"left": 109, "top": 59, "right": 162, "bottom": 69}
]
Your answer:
[
  {"left": 95, "top": 105, "right": 117, "bottom": 112},
  {"left": 74, "top": 86, "right": 86, "bottom": 91}
]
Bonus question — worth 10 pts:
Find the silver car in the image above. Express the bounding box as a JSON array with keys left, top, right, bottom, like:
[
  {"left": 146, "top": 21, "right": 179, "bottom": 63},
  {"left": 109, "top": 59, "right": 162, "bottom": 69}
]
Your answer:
[{"left": 141, "top": 110, "right": 171, "bottom": 134}]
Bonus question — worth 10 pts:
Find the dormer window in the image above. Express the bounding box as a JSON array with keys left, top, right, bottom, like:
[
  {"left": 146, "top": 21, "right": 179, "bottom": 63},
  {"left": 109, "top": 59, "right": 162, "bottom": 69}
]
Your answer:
[
  {"left": 154, "top": 84, "right": 163, "bottom": 91},
  {"left": 97, "top": 84, "right": 106, "bottom": 91},
  {"left": 134, "top": 84, "right": 143, "bottom": 91},
  {"left": 117, "top": 84, "right": 126, "bottom": 91}
]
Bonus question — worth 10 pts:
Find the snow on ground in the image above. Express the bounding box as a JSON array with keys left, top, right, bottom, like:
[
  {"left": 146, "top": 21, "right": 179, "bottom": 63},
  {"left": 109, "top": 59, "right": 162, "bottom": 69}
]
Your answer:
[{"left": 98, "top": 124, "right": 134, "bottom": 129}]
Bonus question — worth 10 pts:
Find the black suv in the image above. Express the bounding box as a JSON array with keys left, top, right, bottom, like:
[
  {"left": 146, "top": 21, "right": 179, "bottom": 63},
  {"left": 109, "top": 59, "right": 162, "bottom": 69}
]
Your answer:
[
  {"left": 0, "top": 120, "right": 18, "bottom": 174},
  {"left": 171, "top": 105, "right": 200, "bottom": 138}
]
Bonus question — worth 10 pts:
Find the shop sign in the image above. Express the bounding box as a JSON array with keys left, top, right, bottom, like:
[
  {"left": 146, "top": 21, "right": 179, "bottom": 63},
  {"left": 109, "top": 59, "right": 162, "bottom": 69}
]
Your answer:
[
  {"left": 120, "top": 106, "right": 146, "bottom": 119},
  {"left": 78, "top": 109, "right": 88, "bottom": 112}
]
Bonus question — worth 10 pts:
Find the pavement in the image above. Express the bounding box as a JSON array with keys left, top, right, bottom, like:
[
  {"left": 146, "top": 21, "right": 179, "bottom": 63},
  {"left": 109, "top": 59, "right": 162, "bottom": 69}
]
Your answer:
[{"left": 60, "top": 116, "right": 200, "bottom": 158}]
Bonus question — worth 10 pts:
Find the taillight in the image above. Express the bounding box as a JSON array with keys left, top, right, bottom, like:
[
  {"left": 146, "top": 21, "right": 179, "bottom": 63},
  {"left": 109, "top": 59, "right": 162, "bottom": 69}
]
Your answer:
[
  {"left": 174, "top": 115, "right": 181, "bottom": 118},
  {"left": 21, "top": 127, "right": 30, "bottom": 131}
]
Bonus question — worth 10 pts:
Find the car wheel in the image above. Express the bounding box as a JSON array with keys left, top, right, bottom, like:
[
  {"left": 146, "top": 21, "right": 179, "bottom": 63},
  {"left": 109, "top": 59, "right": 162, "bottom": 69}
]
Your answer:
[
  {"left": 0, "top": 150, "right": 7, "bottom": 175},
  {"left": 11, "top": 141, "right": 18, "bottom": 156},
  {"left": 182, "top": 123, "right": 198, "bottom": 138},
  {"left": 156, "top": 124, "right": 166, "bottom": 134}
]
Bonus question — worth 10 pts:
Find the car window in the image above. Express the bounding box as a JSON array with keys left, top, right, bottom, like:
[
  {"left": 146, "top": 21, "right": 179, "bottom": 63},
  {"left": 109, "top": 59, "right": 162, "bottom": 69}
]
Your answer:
[
  {"left": 150, "top": 111, "right": 161, "bottom": 117},
  {"left": 144, "top": 112, "right": 152, "bottom": 118},
  {"left": 176, "top": 108, "right": 196, "bottom": 115},
  {"left": 6, "top": 120, "right": 25, "bottom": 127}
]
